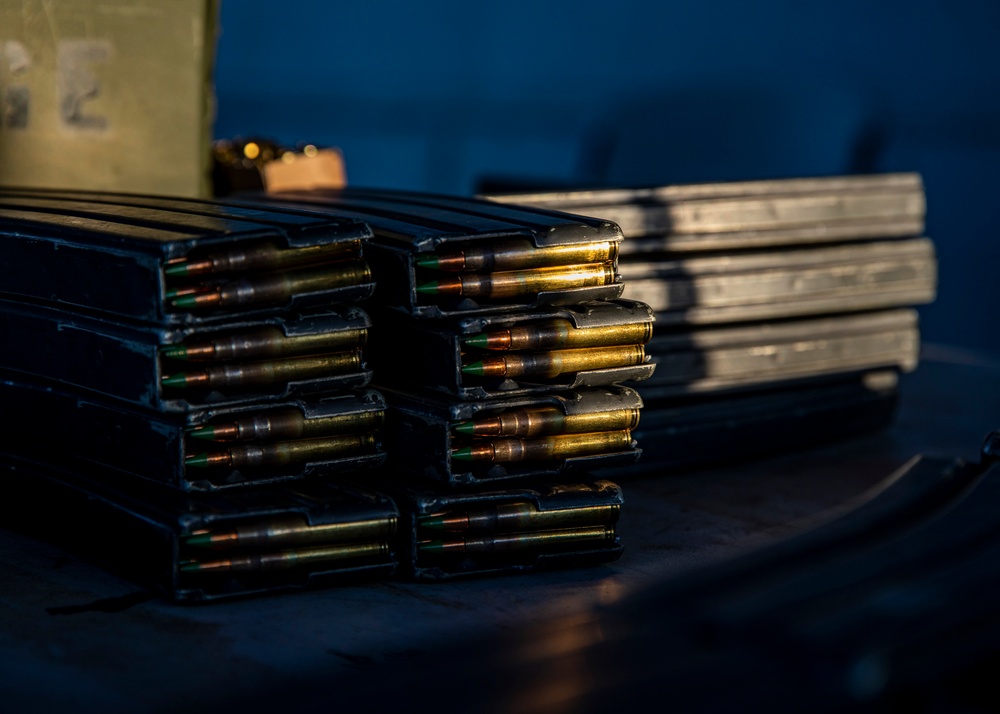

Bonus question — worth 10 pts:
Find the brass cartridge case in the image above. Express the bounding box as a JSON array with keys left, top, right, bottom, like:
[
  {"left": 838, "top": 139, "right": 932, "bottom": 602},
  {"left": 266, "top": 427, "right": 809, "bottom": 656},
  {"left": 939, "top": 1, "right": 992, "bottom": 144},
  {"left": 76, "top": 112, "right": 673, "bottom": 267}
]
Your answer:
[
  {"left": 419, "top": 502, "right": 620, "bottom": 533},
  {"left": 179, "top": 541, "right": 389, "bottom": 574},
  {"left": 183, "top": 515, "right": 397, "bottom": 550},
  {"left": 417, "top": 238, "right": 618, "bottom": 273},
  {"left": 164, "top": 239, "right": 363, "bottom": 278},
  {"left": 453, "top": 405, "right": 640, "bottom": 438},
  {"left": 451, "top": 430, "right": 632, "bottom": 463},
  {"left": 417, "top": 263, "right": 615, "bottom": 301},
  {"left": 169, "top": 260, "right": 371, "bottom": 310},
  {"left": 185, "top": 434, "right": 376, "bottom": 469},
  {"left": 162, "top": 325, "right": 367, "bottom": 362},
  {"left": 463, "top": 345, "right": 646, "bottom": 379},
  {"left": 418, "top": 526, "right": 616, "bottom": 556},
  {"left": 465, "top": 318, "right": 652, "bottom": 351},
  {"left": 189, "top": 408, "right": 384, "bottom": 442},
  {"left": 162, "top": 351, "right": 362, "bottom": 390}
]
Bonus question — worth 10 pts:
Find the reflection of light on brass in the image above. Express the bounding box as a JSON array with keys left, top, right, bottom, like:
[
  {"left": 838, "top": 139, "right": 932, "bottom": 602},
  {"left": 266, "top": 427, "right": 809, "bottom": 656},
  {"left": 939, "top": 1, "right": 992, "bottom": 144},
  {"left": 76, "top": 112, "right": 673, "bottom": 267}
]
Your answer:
[
  {"left": 303, "top": 144, "right": 318, "bottom": 157},
  {"left": 281, "top": 152, "right": 296, "bottom": 164},
  {"left": 243, "top": 142, "right": 261, "bottom": 160}
]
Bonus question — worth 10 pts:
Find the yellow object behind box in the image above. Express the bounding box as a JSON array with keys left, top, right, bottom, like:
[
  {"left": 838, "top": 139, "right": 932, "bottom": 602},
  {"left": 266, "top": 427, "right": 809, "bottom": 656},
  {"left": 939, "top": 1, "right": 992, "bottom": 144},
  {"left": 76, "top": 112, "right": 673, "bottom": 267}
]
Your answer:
[{"left": 0, "top": 0, "right": 217, "bottom": 197}]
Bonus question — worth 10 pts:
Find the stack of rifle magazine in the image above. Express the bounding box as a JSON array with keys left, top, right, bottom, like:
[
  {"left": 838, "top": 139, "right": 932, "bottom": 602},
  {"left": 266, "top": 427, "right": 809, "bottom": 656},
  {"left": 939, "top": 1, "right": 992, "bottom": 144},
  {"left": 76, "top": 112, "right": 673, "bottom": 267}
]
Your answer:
[
  {"left": 0, "top": 189, "right": 397, "bottom": 601},
  {"left": 249, "top": 188, "right": 650, "bottom": 579},
  {"left": 484, "top": 174, "right": 935, "bottom": 467}
]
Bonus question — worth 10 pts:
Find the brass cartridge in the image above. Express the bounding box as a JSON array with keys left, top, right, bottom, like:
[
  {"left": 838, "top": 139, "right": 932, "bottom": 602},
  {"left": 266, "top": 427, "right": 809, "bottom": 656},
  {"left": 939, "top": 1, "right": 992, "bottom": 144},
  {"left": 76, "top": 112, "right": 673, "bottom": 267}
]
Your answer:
[
  {"left": 415, "top": 238, "right": 618, "bottom": 273},
  {"left": 168, "top": 260, "right": 371, "bottom": 310},
  {"left": 183, "top": 515, "right": 396, "bottom": 550},
  {"left": 418, "top": 526, "right": 616, "bottom": 556},
  {"left": 164, "top": 239, "right": 363, "bottom": 278},
  {"left": 464, "top": 318, "right": 652, "bottom": 351},
  {"left": 452, "top": 405, "right": 640, "bottom": 438},
  {"left": 419, "top": 502, "right": 620, "bottom": 533},
  {"left": 162, "top": 351, "right": 362, "bottom": 390},
  {"left": 188, "top": 408, "right": 384, "bottom": 442},
  {"left": 185, "top": 434, "right": 376, "bottom": 469},
  {"left": 462, "top": 345, "right": 646, "bottom": 379},
  {"left": 161, "top": 325, "right": 367, "bottom": 362},
  {"left": 179, "top": 541, "right": 389, "bottom": 574},
  {"left": 450, "top": 430, "right": 632, "bottom": 463},
  {"left": 416, "top": 263, "right": 615, "bottom": 302}
]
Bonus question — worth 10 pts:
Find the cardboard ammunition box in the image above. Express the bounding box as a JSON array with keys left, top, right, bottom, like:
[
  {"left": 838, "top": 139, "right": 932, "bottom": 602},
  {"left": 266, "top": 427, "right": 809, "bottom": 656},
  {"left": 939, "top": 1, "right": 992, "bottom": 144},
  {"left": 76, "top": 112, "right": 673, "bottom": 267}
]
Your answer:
[
  {"left": 249, "top": 188, "right": 625, "bottom": 318},
  {"left": 0, "top": 301, "right": 373, "bottom": 411},
  {"left": 369, "top": 300, "right": 656, "bottom": 399},
  {"left": 620, "top": 370, "right": 900, "bottom": 474},
  {"left": 0, "top": 189, "right": 374, "bottom": 324},
  {"left": 0, "top": 374, "right": 387, "bottom": 491},
  {"left": 390, "top": 479, "right": 623, "bottom": 580},
  {"left": 638, "top": 309, "right": 919, "bottom": 399},
  {"left": 382, "top": 387, "right": 643, "bottom": 486},
  {"left": 0, "top": 454, "right": 399, "bottom": 602}
]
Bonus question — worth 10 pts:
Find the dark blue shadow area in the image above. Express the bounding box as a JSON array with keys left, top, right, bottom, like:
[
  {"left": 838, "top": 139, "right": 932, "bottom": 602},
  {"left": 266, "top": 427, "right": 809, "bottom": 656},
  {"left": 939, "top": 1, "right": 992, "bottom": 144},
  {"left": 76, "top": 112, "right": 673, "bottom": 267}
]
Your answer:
[{"left": 215, "top": 0, "right": 1000, "bottom": 353}]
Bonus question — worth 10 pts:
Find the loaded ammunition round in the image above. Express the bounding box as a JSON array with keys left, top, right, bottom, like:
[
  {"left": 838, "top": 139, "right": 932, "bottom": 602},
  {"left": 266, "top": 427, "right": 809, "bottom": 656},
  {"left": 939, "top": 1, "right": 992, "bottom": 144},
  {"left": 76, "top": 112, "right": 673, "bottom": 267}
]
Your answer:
[
  {"left": 185, "top": 433, "right": 376, "bottom": 469},
  {"left": 183, "top": 515, "right": 397, "bottom": 550},
  {"left": 164, "top": 239, "right": 363, "bottom": 278},
  {"left": 416, "top": 238, "right": 618, "bottom": 273},
  {"left": 417, "top": 526, "right": 616, "bottom": 556},
  {"left": 450, "top": 430, "right": 633, "bottom": 463},
  {"left": 452, "top": 406, "right": 640, "bottom": 438},
  {"left": 179, "top": 541, "right": 389, "bottom": 574},
  {"left": 161, "top": 325, "right": 367, "bottom": 363},
  {"left": 462, "top": 345, "right": 646, "bottom": 379},
  {"left": 419, "top": 502, "right": 620, "bottom": 533},
  {"left": 162, "top": 351, "right": 362, "bottom": 390},
  {"left": 463, "top": 319, "right": 652, "bottom": 352},
  {"left": 169, "top": 260, "right": 371, "bottom": 311},
  {"left": 416, "top": 263, "right": 615, "bottom": 302},
  {"left": 188, "top": 408, "right": 384, "bottom": 442}
]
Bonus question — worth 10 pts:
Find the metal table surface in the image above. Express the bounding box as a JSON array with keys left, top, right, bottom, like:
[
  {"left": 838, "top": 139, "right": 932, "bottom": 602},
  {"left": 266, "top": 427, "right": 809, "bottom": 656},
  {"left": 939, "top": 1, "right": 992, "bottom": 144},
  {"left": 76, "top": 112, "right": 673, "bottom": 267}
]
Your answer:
[{"left": 1, "top": 345, "right": 996, "bottom": 712}]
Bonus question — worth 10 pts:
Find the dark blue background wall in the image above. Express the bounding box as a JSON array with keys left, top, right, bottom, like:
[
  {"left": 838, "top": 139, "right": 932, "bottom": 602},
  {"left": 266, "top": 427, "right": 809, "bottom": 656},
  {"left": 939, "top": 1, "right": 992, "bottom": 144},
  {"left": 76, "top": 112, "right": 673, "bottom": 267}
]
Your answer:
[{"left": 215, "top": 0, "right": 1000, "bottom": 355}]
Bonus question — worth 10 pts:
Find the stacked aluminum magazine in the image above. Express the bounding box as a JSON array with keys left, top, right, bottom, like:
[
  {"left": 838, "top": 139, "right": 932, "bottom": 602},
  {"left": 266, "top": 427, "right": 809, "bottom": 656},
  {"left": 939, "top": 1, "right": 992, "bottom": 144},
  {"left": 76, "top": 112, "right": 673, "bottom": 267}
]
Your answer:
[{"left": 484, "top": 174, "right": 935, "bottom": 468}]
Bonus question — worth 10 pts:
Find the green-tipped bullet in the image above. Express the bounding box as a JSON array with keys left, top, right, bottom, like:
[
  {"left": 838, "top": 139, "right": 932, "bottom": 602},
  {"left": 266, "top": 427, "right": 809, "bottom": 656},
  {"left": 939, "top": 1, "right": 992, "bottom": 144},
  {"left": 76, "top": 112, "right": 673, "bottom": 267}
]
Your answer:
[
  {"left": 186, "top": 425, "right": 217, "bottom": 441},
  {"left": 461, "top": 334, "right": 490, "bottom": 350},
  {"left": 461, "top": 361, "right": 486, "bottom": 376},
  {"left": 161, "top": 373, "right": 191, "bottom": 389},
  {"left": 417, "top": 540, "right": 445, "bottom": 553},
  {"left": 416, "top": 256, "right": 442, "bottom": 270},
  {"left": 451, "top": 447, "right": 474, "bottom": 461},
  {"left": 451, "top": 421, "right": 476, "bottom": 436},
  {"left": 182, "top": 532, "right": 215, "bottom": 548},
  {"left": 171, "top": 295, "right": 202, "bottom": 309},
  {"left": 418, "top": 516, "right": 448, "bottom": 531},
  {"left": 185, "top": 453, "right": 212, "bottom": 468},
  {"left": 164, "top": 263, "right": 192, "bottom": 277},
  {"left": 161, "top": 345, "right": 189, "bottom": 361},
  {"left": 415, "top": 280, "right": 441, "bottom": 295}
]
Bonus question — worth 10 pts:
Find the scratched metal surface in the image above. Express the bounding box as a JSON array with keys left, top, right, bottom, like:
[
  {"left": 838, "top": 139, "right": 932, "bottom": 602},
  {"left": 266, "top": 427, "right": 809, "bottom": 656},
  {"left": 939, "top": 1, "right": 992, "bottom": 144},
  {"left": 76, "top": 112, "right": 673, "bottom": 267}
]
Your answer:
[{"left": 0, "top": 348, "right": 997, "bottom": 713}]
